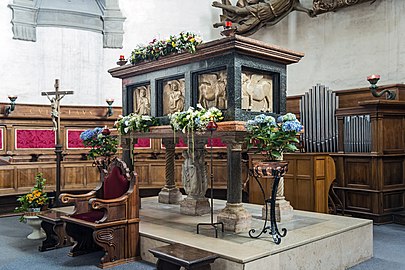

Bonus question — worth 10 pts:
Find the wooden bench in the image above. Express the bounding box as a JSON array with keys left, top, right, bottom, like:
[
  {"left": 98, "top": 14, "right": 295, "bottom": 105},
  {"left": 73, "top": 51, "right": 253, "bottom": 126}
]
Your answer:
[
  {"left": 38, "top": 211, "right": 72, "bottom": 252},
  {"left": 149, "top": 243, "right": 219, "bottom": 270}
]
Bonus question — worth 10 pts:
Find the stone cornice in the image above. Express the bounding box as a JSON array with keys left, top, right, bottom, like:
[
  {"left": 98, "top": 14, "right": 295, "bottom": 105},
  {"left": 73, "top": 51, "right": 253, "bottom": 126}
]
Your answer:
[{"left": 109, "top": 35, "right": 304, "bottom": 79}]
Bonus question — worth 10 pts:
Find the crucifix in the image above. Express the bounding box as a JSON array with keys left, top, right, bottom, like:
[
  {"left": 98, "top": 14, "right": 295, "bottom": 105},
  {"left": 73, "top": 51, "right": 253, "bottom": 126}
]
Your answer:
[{"left": 42, "top": 79, "right": 74, "bottom": 206}]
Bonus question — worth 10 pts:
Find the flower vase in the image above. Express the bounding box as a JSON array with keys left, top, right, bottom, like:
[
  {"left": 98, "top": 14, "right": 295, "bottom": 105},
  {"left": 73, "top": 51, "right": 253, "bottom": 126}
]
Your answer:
[
  {"left": 23, "top": 209, "right": 46, "bottom": 240},
  {"left": 252, "top": 160, "right": 294, "bottom": 222}
]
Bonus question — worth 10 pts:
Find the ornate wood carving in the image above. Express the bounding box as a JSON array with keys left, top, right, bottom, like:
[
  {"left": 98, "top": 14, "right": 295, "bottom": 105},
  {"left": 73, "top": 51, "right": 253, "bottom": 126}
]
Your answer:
[{"left": 313, "top": 0, "right": 376, "bottom": 15}]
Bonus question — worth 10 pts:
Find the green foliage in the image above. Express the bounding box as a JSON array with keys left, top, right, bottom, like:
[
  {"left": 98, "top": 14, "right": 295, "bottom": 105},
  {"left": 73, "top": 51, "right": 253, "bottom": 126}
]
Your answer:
[
  {"left": 246, "top": 113, "right": 303, "bottom": 161},
  {"left": 169, "top": 104, "right": 223, "bottom": 133},
  {"left": 15, "top": 173, "right": 48, "bottom": 219},
  {"left": 130, "top": 32, "right": 203, "bottom": 64},
  {"left": 80, "top": 127, "right": 118, "bottom": 159},
  {"left": 115, "top": 114, "right": 159, "bottom": 135}
]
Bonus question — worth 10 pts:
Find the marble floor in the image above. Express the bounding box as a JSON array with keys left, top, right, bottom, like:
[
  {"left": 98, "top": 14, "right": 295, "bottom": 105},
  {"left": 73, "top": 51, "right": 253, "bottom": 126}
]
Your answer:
[{"left": 139, "top": 196, "right": 373, "bottom": 270}]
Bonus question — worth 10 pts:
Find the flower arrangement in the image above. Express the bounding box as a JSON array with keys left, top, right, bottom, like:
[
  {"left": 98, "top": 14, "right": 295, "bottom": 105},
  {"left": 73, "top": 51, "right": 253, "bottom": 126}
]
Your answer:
[
  {"left": 130, "top": 32, "right": 203, "bottom": 65},
  {"left": 80, "top": 127, "right": 119, "bottom": 159},
  {"left": 246, "top": 113, "right": 303, "bottom": 161},
  {"left": 169, "top": 104, "right": 223, "bottom": 134},
  {"left": 115, "top": 114, "right": 159, "bottom": 135},
  {"left": 15, "top": 173, "right": 48, "bottom": 218}
]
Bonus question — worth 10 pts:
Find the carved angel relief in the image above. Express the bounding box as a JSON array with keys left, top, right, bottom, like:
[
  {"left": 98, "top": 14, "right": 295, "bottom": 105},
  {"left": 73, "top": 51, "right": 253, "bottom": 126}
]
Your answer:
[
  {"left": 163, "top": 79, "right": 185, "bottom": 115},
  {"left": 212, "top": 0, "right": 377, "bottom": 36},
  {"left": 198, "top": 70, "right": 227, "bottom": 110},
  {"left": 212, "top": 0, "right": 314, "bottom": 36},
  {"left": 242, "top": 71, "right": 273, "bottom": 112},
  {"left": 133, "top": 85, "right": 151, "bottom": 115}
]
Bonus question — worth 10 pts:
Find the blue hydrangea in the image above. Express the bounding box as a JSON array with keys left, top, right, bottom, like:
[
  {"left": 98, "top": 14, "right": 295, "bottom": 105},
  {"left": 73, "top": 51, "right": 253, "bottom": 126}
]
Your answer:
[
  {"left": 80, "top": 127, "right": 103, "bottom": 141},
  {"left": 282, "top": 120, "right": 303, "bottom": 132}
]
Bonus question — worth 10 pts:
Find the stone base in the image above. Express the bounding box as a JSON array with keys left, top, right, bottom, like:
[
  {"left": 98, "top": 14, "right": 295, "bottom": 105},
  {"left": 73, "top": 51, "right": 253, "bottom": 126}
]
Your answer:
[
  {"left": 180, "top": 197, "right": 210, "bottom": 216},
  {"left": 158, "top": 187, "right": 183, "bottom": 204},
  {"left": 262, "top": 199, "right": 293, "bottom": 222},
  {"left": 217, "top": 203, "right": 252, "bottom": 233}
]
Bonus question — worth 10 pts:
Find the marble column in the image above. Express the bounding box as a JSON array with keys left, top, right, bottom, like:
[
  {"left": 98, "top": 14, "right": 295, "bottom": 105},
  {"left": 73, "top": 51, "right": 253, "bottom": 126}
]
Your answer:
[
  {"left": 158, "top": 138, "right": 182, "bottom": 204},
  {"left": 180, "top": 138, "right": 210, "bottom": 215},
  {"left": 217, "top": 141, "right": 251, "bottom": 232}
]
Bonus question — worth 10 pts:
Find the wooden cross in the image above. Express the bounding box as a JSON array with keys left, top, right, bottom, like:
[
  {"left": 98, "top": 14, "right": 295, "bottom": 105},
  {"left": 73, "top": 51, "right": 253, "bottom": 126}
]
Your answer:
[
  {"left": 41, "top": 79, "right": 74, "bottom": 145},
  {"left": 41, "top": 79, "right": 73, "bottom": 206}
]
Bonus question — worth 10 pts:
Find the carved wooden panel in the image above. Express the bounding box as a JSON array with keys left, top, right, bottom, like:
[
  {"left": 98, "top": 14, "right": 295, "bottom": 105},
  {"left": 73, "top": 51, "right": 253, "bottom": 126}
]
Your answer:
[
  {"left": 17, "top": 167, "right": 39, "bottom": 189},
  {"left": 0, "top": 168, "right": 14, "bottom": 190},
  {"left": 383, "top": 117, "right": 404, "bottom": 153},
  {"left": 63, "top": 165, "right": 86, "bottom": 188},
  {"left": 150, "top": 164, "right": 166, "bottom": 187},
  {"left": 85, "top": 164, "right": 100, "bottom": 187},
  {"left": 383, "top": 192, "right": 404, "bottom": 212},
  {"left": 0, "top": 127, "right": 3, "bottom": 150},
  {"left": 163, "top": 78, "right": 185, "bottom": 115},
  {"left": 383, "top": 159, "right": 404, "bottom": 186},
  {"left": 133, "top": 85, "right": 151, "bottom": 115},
  {"left": 40, "top": 166, "right": 56, "bottom": 187},
  {"left": 345, "top": 159, "right": 372, "bottom": 188},
  {"left": 198, "top": 70, "right": 227, "bottom": 110},
  {"left": 241, "top": 70, "right": 273, "bottom": 112},
  {"left": 346, "top": 191, "right": 372, "bottom": 213}
]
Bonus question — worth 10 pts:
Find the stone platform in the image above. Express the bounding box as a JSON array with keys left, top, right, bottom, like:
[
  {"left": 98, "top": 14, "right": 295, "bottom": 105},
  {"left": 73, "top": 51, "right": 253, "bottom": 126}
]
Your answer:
[{"left": 140, "top": 197, "right": 372, "bottom": 270}]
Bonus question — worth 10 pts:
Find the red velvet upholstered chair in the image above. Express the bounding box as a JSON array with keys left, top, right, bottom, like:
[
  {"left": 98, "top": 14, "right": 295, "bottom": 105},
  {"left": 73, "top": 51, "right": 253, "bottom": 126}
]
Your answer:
[{"left": 59, "top": 157, "right": 140, "bottom": 269}]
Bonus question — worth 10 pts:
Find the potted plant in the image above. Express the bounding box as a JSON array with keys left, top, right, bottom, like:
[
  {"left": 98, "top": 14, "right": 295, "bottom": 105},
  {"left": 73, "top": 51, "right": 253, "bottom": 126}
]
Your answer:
[
  {"left": 80, "top": 127, "right": 119, "bottom": 170},
  {"left": 15, "top": 173, "right": 49, "bottom": 220},
  {"left": 245, "top": 113, "right": 303, "bottom": 175}
]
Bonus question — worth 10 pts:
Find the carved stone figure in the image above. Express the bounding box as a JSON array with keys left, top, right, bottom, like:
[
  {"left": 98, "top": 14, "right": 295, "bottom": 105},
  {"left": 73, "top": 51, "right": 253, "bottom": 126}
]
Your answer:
[
  {"left": 198, "top": 71, "right": 227, "bottom": 109},
  {"left": 165, "top": 79, "right": 185, "bottom": 114},
  {"left": 182, "top": 150, "right": 208, "bottom": 199},
  {"left": 134, "top": 86, "right": 150, "bottom": 115},
  {"left": 212, "top": 0, "right": 315, "bottom": 36},
  {"left": 242, "top": 71, "right": 273, "bottom": 112}
]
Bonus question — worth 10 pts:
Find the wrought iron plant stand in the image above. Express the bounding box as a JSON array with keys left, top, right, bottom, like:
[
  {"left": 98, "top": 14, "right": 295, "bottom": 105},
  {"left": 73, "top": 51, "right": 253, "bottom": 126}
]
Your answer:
[
  {"left": 249, "top": 161, "right": 288, "bottom": 244},
  {"left": 197, "top": 117, "right": 224, "bottom": 238}
]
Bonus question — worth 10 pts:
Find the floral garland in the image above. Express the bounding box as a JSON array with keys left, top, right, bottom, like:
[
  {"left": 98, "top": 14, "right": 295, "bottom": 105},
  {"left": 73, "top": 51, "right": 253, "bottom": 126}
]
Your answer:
[
  {"left": 130, "top": 32, "right": 203, "bottom": 65},
  {"left": 169, "top": 104, "right": 223, "bottom": 134},
  {"left": 169, "top": 104, "right": 223, "bottom": 160},
  {"left": 115, "top": 113, "right": 159, "bottom": 135}
]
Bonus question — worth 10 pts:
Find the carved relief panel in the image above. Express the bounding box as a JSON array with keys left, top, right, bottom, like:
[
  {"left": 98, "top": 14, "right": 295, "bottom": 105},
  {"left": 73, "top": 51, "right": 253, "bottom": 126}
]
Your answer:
[
  {"left": 241, "top": 70, "right": 273, "bottom": 112},
  {"left": 198, "top": 70, "right": 227, "bottom": 109},
  {"left": 133, "top": 85, "right": 151, "bottom": 115},
  {"left": 163, "top": 78, "right": 185, "bottom": 115}
]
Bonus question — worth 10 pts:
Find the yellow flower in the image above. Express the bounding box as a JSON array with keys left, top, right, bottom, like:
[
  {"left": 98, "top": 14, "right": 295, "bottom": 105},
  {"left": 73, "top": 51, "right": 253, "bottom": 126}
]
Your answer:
[
  {"left": 171, "top": 42, "right": 176, "bottom": 47},
  {"left": 190, "top": 38, "right": 195, "bottom": 43}
]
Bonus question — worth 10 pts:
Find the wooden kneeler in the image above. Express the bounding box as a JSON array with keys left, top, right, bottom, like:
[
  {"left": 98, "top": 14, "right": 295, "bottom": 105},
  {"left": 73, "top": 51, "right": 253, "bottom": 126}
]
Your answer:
[{"left": 59, "top": 157, "right": 140, "bottom": 268}]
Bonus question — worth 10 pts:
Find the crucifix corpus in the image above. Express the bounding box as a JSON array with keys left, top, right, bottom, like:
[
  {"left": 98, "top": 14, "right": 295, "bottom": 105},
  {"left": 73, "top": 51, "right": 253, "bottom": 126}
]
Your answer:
[{"left": 42, "top": 79, "right": 74, "bottom": 206}]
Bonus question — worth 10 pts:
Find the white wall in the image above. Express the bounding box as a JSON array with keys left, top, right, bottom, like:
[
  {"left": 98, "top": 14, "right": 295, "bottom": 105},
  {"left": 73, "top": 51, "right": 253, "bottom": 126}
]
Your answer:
[{"left": 0, "top": 0, "right": 404, "bottom": 105}]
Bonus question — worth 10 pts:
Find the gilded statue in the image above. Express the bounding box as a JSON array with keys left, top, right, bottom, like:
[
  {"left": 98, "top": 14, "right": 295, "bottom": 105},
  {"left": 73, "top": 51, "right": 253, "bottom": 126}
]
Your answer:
[
  {"left": 212, "top": 0, "right": 315, "bottom": 36},
  {"left": 135, "top": 86, "right": 151, "bottom": 115},
  {"left": 198, "top": 71, "right": 227, "bottom": 109}
]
